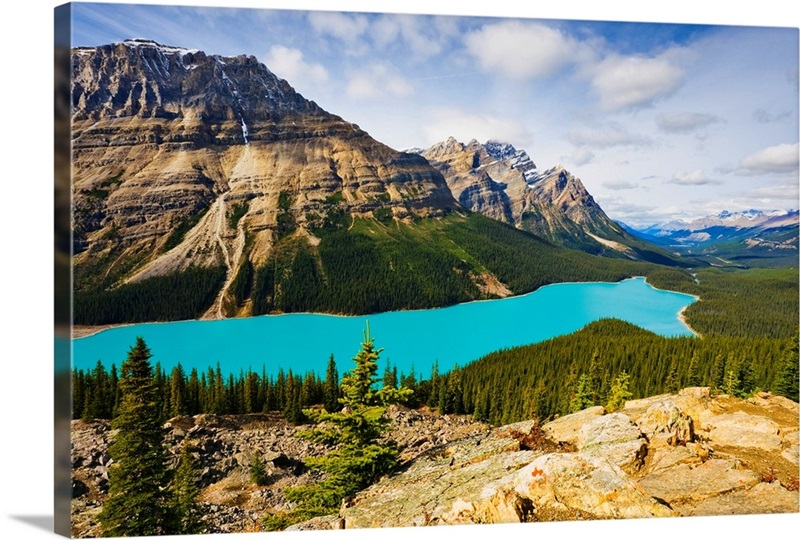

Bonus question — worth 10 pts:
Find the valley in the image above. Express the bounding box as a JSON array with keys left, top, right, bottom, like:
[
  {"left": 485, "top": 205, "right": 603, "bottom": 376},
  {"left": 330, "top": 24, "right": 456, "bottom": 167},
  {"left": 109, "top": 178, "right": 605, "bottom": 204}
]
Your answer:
[{"left": 64, "top": 34, "right": 799, "bottom": 538}]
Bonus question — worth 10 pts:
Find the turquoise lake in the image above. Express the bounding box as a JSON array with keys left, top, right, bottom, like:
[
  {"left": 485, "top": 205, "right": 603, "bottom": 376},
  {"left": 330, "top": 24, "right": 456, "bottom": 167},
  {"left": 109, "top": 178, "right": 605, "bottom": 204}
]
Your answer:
[{"left": 72, "top": 277, "right": 696, "bottom": 377}]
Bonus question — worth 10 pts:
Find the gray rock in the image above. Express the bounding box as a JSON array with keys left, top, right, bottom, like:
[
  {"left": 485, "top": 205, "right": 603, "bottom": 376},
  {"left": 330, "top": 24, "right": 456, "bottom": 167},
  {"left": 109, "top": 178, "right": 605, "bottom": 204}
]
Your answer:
[
  {"left": 700, "top": 412, "right": 782, "bottom": 451},
  {"left": 577, "top": 412, "right": 647, "bottom": 472},
  {"left": 637, "top": 401, "right": 694, "bottom": 446},
  {"left": 684, "top": 481, "right": 800, "bottom": 516},
  {"left": 542, "top": 406, "right": 605, "bottom": 445},
  {"left": 638, "top": 458, "right": 760, "bottom": 504}
]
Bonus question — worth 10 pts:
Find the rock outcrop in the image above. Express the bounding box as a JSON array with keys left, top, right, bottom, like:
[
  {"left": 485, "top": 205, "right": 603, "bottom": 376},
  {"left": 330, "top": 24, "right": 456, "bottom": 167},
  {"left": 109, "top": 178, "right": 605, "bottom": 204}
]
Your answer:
[
  {"left": 71, "top": 389, "right": 799, "bottom": 536},
  {"left": 337, "top": 388, "right": 799, "bottom": 529}
]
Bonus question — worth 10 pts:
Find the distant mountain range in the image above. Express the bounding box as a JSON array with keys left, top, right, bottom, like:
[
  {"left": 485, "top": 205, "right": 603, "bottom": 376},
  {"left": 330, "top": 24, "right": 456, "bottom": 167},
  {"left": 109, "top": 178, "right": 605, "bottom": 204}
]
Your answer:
[{"left": 625, "top": 210, "right": 799, "bottom": 267}]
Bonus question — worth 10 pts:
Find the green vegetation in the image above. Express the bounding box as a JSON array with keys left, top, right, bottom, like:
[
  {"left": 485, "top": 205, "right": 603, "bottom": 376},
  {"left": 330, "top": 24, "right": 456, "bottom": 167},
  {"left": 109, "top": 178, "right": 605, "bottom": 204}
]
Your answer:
[
  {"left": 266, "top": 327, "right": 412, "bottom": 528},
  {"left": 250, "top": 213, "right": 662, "bottom": 317},
  {"left": 439, "top": 318, "right": 796, "bottom": 425},
  {"left": 323, "top": 191, "right": 344, "bottom": 204},
  {"left": 647, "top": 267, "right": 798, "bottom": 338},
  {"left": 249, "top": 453, "right": 269, "bottom": 486},
  {"left": 230, "top": 259, "right": 254, "bottom": 306},
  {"left": 163, "top": 206, "right": 211, "bottom": 252},
  {"left": 74, "top": 266, "right": 226, "bottom": 324},
  {"left": 228, "top": 201, "right": 249, "bottom": 229},
  {"left": 100, "top": 170, "right": 125, "bottom": 188},
  {"left": 98, "top": 338, "right": 175, "bottom": 536},
  {"left": 171, "top": 440, "right": 203, "bottom": 534},
  {"left": 83, "top": 188, "right": 109, "bottom": 199},
  {"left": 276, "top": 191, "right": 297, "bottom": 238}
]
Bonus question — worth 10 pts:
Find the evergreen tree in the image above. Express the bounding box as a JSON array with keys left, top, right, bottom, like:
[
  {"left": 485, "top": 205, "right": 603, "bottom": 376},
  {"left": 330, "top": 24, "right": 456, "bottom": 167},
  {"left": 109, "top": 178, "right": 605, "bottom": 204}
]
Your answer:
[
  {"left": 686, "top": 352, "right": 701, "bottom": 387},
  {"left": 280, "top": 326, "right": 411, "bottom": 525},
  {"left": 665, "top": 357, "right": 679, "bottom": 392},
  {"left": 775, "top": 336, "right": 799, "bottom": 401},
  {"left": 323, "top": 355, "right": 340, "bottom": 413},
  {"left": 171, "top": 439, "right": 203, "bottom": 534},
  {"left": 382, "top": 361, "right": 398, "bottom": 389},
  {"left": 249, "top": 452, "right": 269, "bottom": 486},
  {"left": 98, "top": 337, "right": 174, "bottom": 536},
  {"left": 711, "top": 353, "right": 727, "bottom": 391},
  {"left": 569, "top": 373, "right": 594, "bottom": 413},
  {"left": 606, "top": 371, "right": 633, "bottom": 411}
]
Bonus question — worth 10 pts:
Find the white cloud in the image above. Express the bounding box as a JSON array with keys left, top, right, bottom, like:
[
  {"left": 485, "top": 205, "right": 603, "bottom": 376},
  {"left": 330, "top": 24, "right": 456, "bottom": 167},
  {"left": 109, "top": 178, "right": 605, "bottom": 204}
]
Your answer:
[
  {"left": 346, "top": 64, "right": 413, "bottom": 100},
  {"left": 737, "top": 143, "right": 799, "bottom": 175},
  {"left": 603, "top": 180, "right": 640, "bottom": 190},
  {"left": 264, "top": 46, "right": 328, "bottom": 89},
  {"left": 667, "top": 170, "right": 721, "bottom": 185},
  {"left": 656, "top": 112, "right": 721, "bottom": 133},
  {"left": 568, "top": 148, "right": 595, "bottom": 166},
  {"left": 370, "top": 15, "right": 446, "bottom": 58},
  {"left": 422, "top": 108, "right": 529, "bottom": 148},
  {"left": 590, "top": 54, "right": 684, "bottom": 111},
  {"left": 308, "top": 11, "right": 368, "bottom": 53},
  {"left": 464, "top": 21, "right": 589, "bottom": 81},
  {"left": 568, "top": 123, "right": 651, "bottom": 149}
]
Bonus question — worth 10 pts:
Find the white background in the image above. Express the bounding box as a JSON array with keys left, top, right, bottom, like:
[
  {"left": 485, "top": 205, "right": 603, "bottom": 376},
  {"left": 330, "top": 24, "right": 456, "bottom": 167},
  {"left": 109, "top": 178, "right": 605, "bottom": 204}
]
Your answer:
[{"left": 1, "top": 1, "right": 797, "bottom": 539}]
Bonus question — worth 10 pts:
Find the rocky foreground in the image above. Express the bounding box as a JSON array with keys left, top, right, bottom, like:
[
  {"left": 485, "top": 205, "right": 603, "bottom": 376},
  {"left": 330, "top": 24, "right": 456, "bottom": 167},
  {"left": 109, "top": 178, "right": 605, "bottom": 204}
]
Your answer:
[{"left": 71, "top": 388, "right": 799, "bottom": 536}]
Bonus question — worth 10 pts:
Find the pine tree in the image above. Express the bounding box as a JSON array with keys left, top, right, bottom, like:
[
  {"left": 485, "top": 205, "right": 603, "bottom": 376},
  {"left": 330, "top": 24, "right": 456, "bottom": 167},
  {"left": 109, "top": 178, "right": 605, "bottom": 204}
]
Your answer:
[
  {"left": 606, "top": 371, "right": 633, "bottom": 412},
  {"left": 171, "top": 439, "right": 203, "bottom": 534},
  {"left": 775, "top": 336, "right": 799, "bottom": 401},
  {"left": 280, "top": 325, "right": 411, "bottom": 525},
  {"left": 664, "top": 357, "right": 679, "bottom": 392},
  {"left": 98, "top": 337, "right": 174, "bottom": 536},
  {"left": 323, "top": 355, "right": 340, "bottom": 413},
  {"left": 686, "top": 352, "right": 701, "bottom": 387},
  {"left": 569, "top": 373, "right": 594, "bottom": 413},
  {"left": 249, "top": 452, "right": 269, "bottom": 486}
]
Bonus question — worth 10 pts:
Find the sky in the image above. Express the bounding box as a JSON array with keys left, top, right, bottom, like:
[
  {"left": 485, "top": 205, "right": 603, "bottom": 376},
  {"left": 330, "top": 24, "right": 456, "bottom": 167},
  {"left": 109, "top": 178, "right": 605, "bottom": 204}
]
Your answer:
[{"left": 68, "top": 1, "right": 799, "bottom": 228}]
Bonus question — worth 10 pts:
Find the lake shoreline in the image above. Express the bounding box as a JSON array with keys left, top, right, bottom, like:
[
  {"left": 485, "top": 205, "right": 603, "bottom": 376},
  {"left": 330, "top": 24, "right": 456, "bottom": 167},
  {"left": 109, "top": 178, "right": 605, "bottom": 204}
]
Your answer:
[{"left": 72, "top": 275, "right": 700, "bottom": 340}]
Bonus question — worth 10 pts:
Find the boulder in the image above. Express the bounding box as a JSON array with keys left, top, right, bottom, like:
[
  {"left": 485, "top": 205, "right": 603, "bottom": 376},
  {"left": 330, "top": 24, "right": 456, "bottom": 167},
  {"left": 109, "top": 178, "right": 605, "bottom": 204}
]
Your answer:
[
  {"left": 637, "top": 401, "right": 694, "bottom": 446},
  {"left": 684, "top": 481, "right": 800, "bottom": 516},
  {"left": 638, "top": 458, "right": 760, "bottom": 505},
  {"left": 699, "top": 412, "right": 783, "bottom": 451},
  {"left": 542, "top": 406, "right": 605, "bottom": 446},
  {"left": 576, "top": 413, "right": 647, "bottom": 472},
  {"left": 510, "top": 454, "right": 674, "bottom": 519}
]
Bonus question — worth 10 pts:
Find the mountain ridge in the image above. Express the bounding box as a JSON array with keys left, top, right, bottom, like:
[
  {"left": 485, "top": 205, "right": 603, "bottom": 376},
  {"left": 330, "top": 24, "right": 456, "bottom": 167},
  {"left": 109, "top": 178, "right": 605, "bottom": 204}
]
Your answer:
[{"left": 417, "top": 137, "right": 693, "bottom": 266}]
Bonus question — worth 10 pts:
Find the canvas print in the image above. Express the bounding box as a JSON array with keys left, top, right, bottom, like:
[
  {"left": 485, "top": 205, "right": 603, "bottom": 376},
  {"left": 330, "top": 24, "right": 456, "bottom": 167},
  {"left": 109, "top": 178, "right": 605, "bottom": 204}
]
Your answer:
[{"left": 54, "top": 2, "right": 800, "bottom": 537}]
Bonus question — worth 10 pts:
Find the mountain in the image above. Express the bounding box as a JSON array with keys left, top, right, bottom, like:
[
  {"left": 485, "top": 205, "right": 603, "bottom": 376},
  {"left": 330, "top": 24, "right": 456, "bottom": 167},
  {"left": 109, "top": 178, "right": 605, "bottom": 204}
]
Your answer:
[
  {"left": 632, "top": 210, "right": 799, "bottom": 267},
  {"left": 71, "top": 41, "right": 657, "bottom": 326},
  {"left": 417, "top": 138, "right": 691, "bottom": 266}
]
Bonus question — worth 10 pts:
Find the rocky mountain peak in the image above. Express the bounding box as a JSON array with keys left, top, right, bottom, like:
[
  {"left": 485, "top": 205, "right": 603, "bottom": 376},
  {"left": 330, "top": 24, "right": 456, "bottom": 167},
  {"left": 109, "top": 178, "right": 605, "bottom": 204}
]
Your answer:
[
  {"left": 70, "top": 41, "right": 458, "bottom": 320},
  {"left": 72, "top": 39, "right": 322, "bottom": 126}
]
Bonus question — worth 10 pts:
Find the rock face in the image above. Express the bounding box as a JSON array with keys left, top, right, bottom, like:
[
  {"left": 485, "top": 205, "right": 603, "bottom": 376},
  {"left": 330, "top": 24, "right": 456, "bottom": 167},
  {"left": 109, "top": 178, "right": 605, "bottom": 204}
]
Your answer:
[
  {"left": 418, "top": 138, "right": 643, "bottom": 256},
  {"left": 338, "top": 389, "right": 799, "bottom": 529},
  {"left": 71, "top": 40, "right": 457, "bottom": 316}
]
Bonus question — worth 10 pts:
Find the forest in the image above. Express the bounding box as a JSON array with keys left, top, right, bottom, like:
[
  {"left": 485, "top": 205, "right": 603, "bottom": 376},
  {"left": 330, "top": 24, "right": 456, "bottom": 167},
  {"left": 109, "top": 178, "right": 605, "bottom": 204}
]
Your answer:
[{"left": 74, "top": 264, "right": 799, "bottom": 426}]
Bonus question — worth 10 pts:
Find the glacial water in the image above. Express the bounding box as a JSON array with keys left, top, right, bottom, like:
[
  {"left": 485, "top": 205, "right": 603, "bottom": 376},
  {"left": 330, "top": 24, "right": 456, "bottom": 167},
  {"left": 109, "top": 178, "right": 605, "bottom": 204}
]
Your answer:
[{"left": 72, "top": 277, "right": 696, "bottom": 377}]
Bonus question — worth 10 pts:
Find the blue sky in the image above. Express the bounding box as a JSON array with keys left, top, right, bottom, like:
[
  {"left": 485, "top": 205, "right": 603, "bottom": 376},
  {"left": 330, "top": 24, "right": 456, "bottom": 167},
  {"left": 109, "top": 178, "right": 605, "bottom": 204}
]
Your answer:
[{"left": 69, "top": 1, "right": 799, "bottom": 227}]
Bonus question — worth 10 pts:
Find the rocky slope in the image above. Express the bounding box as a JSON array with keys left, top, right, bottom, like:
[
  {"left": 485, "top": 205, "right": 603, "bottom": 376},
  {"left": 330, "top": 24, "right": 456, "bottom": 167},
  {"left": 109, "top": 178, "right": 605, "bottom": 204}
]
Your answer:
[
  {"left": 70, "top": 407, "right": 488, "bottom": 537},
  {"left": 71, "top": 389, "right": 798, "bottom": 536},
  {"left": 419, "top": 138, "right": 690, "bottom": 265},
  {"left": 313, "top": 388, "right": 799, "bottom": 529},
  {"left": 71, "top": 39, "right": 457, "bottom": 317}
]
